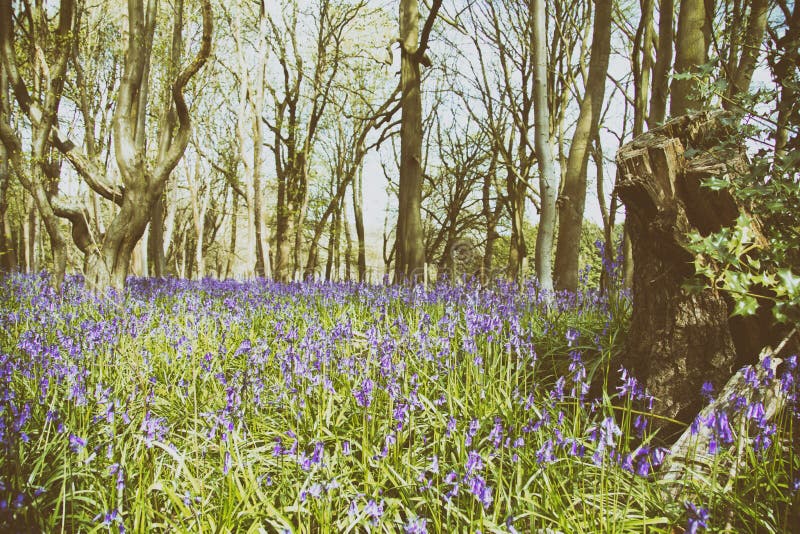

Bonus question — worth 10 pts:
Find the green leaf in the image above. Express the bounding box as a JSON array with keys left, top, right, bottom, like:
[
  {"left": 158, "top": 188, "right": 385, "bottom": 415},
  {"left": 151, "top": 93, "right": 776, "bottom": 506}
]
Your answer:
[
  {"left": 701, "top": 177, "right": 730, "bottom": 191},
  {"left": 731, "top": 295, "right": 759, "bottom": 317},
  {"left": 778, "top": 269, "right": 800, "bottom": 297},
  {"left": 773, "top": 302, "right": 790, "bottom": 323},
  {"left": 724, "top": 270, "right": 750, "bottom": 295}
]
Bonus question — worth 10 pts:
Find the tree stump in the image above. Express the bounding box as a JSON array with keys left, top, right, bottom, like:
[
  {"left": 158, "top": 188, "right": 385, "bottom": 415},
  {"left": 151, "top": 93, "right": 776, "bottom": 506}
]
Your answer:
[{"left": 614, "top": 112, "right": 771, "bottom": 437}]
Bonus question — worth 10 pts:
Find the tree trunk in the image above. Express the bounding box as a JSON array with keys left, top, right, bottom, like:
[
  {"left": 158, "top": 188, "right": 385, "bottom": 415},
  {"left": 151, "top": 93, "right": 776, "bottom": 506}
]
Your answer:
[
  {"left": 325, "top": 196, "right": 341, "bottom": 282},
  {"left": 633, "top": 0, "right": 655, "bottom": 137},
  {"left": 396, "top": 0, "right": 440, "bottom": 282},
  {"left": 554, "top": 0, "right": 612, "bottom": 293},
  {"left": 344, "top": 200, "right": 353, "bottom": 282},
  {"left": 648, "top": 0, "right": 673, "bottom": 126},
  {"left": 0, "top": 66, "right": 16, "bottom": 271},
  {"left": 353, "top": 165, "right": 366, "bottom": 283},
  {"left": 723, "top": 0, "right": 768, "bottom": 108},
  {"left": 532, "top": 0, "right": 558, "bottom": 291},
  {"left": 148, "top": 195, "right": 166, "bottom": 277},
  {"left": 507, "top": 167, "right": 527, "bottom": 281},
  {"left": 225, "top": 190, "right": 237, "bottom": 279},
  {"left": 670, "top": 0, "right": 710, "bottom": 116},
  {"left": 187, "top": 155, "right": 207, "bottom": 279},
  {"left": 614, "top": 112, "right": 773, "bottom": 436},
  {"left": 396, "top": 0, "right": 425, "bottom": 283}
]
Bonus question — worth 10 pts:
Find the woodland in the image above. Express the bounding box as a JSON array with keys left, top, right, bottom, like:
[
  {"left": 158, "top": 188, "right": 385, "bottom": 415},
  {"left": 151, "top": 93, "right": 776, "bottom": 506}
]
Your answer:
[{"left": 0, "top": 0, "right": 799, "bottom": 532}]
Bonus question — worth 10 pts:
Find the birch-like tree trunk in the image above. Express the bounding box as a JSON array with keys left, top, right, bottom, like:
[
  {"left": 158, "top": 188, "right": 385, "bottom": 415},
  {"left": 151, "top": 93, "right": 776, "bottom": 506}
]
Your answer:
[
  {"left": 531, "top": 0, "right": 558, "bottom": 293},
  {"left": 353, "top": 165, "right": 367, "bottom": 282},
  {"left": 723, "top": 0, "right": 769, "bottom": 108},
  {"left": 233, "top": 0, "right": 270, "bottom": 279},
  {"left": 186, "top": 154, "right": 208, "bottom": 279}
]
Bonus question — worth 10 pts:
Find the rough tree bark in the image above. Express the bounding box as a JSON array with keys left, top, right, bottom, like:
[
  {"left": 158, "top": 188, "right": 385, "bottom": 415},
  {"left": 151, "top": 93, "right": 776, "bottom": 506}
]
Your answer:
[{"left": 614, "top": 112, "right": 775, "bottom": 436}]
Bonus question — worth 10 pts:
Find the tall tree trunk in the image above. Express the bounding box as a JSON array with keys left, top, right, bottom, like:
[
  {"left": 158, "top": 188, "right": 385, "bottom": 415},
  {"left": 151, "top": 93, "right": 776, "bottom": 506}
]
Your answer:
[
  {"left": 225, "top": 190, "right": 237, "bottom": 279},
  {"left": 325, "top": 200, "right": 340, "bottom": 282},
  {"left": 0, "top": 0, "right": 74, "bottom": 287},
  {"left": 723, "top": 0, "right": 768, "bottom": 108},
  {"left": 507, "top": 167, "right": 526, "bottom": 281},
  {"left": 148, "top": 195, "right": 166, "bottom": 276},
  {"left": 24, "top": 204, "right": 34, "bottom": 272},
  {"left": 187, "top": 155, "right": 207, "bottom": 279},
  {"left": 633, "top": 0, "right": 655, "bottom": 136},
  {"left": 396, "top": 0, "right": 441, "bottom": 282},
  {"left": 554, "top": 0, "right": 612, "bottom": 292},
  {"left": 353, "top": 165, "right": 366, "bottom": 283},
  {"left": 397, "top": 0, "right": 424, "bottom": 282},
  {"left": 0, "top": 67, "right": 16, "bottom": 271},
  {"left": 531, "top": 0, "right": 558, "bottom": 293},
  {"left": 771, "top": 1, "right": 798, "bottom": 160},
  {"left": 232, "top": 0, "right": 269, "bottom": 279},
  {"left": 84, "top": 0, "right": 210, "bottom": 291},
  {"left": 648, "top": 0, "right": 673, "bottom": 126},
  {"left": 344, "top": 199, "right": 353, "bottom": 282},
  {"left": 670, "top": 0, "right": 711, "bottom": 116}
]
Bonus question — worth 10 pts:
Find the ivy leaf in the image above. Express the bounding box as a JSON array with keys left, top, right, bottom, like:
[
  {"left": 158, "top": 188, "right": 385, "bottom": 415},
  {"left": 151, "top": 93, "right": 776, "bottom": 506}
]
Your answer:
[
  {"left": 731, "top": 295, "right": 759, "bottom": 317},
  {"left": 773, "top": 302, "right": 789, "bottom": 324},
  {"left": 778, "top": 269, "right": 800, "bottom": 298}
]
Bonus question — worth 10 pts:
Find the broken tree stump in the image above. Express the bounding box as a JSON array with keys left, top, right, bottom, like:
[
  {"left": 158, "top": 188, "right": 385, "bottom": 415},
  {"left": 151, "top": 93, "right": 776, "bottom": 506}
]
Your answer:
[{"left": 614, "top": 112, "right": 774, "bottom": 437}]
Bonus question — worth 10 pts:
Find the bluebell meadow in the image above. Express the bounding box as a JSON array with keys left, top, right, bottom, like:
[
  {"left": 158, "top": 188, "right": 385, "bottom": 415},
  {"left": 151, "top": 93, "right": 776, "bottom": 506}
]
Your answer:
[{"left": 0, "top": 272, "right": 796, "bottom": 532}]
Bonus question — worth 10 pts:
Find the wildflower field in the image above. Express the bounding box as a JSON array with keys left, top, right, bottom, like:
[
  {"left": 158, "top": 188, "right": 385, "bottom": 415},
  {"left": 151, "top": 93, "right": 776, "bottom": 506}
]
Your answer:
[{"left": 0, "top": 273, "right": 797, "bottom": 533}]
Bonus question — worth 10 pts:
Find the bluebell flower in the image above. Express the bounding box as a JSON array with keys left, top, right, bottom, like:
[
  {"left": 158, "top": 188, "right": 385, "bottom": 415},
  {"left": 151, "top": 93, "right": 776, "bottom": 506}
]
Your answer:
[
  {"left": 446, "top": 416, "right": 457, "bottom": 437},
  {"left": 685, "top": 501, "right": 709, "bottom": 533},
  {"left": 700, "top": 381, "right": 714, "bottom": 400},
  {"left": 364, "top": 499, "right": 384, "bottom": 524},
  {"left": 404, "top": 516, "right": 428, "bottom": 533},
  {"left": 465, "top": 450, "right": 483, "bottom": 475},
  {"left": 565, "top": 328, "right": 579, "bottom": 347},
  {"left": 467, "top": 475, "right": 493, "bottom": 509},
  {"left": 69, "top": 434, "right": 87, "bottom": 453}
]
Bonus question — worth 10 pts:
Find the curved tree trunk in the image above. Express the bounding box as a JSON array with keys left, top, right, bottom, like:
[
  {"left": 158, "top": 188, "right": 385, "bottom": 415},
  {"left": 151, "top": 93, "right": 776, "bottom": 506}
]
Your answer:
[{"left": 614, "top": 112, "right": 776, "bottom": 437}]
